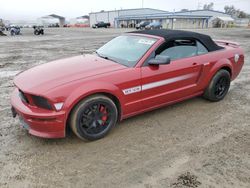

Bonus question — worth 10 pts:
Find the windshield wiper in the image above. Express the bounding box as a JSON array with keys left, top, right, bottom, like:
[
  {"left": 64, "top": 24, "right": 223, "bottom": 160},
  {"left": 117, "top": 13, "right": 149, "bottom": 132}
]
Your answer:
[
  {"left": 95, "top": 51, "right": 103, "bottom": 58},
  {"left": 95, "top": 51, "right": 119, "bottom": 64}
]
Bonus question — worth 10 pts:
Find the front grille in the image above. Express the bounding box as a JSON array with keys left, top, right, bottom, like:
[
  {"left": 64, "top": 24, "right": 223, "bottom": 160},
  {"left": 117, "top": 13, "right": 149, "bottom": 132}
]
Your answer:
[{"left": 18, "top": 90, "right": 29, "bottom": 104}]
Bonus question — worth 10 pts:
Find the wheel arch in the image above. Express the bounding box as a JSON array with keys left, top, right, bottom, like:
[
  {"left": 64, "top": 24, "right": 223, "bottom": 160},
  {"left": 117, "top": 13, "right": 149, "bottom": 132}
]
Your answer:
[
  {"left": 220, "top": 66, "right": 232, "bottom": 77},
  {"left": 64, "top": 89, "right": 123, "bottom": 135},
  {"left": 205, "top": 59, "right": 233, "bottom": 85},
  {"left": 199, "top": 58, "right": 233, "bottom": 92}
]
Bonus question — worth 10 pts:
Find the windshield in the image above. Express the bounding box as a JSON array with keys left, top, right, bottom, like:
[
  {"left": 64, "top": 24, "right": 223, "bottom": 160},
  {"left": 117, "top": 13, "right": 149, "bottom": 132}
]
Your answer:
[{"left": 96, "top": 35, "right": 157, "bottom": 67}]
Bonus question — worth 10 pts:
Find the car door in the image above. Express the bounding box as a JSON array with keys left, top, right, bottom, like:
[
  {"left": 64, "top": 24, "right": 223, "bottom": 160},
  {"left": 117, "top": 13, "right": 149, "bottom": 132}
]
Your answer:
[{"left": 140, "top": 39, "right": 207, "bottom": 110}]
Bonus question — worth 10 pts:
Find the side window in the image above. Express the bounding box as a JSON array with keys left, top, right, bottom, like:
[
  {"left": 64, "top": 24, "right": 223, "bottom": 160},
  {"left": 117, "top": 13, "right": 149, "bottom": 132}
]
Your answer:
[
  {"left": 197, "top": 41, "right": 208, "bottom": 55},
  {"left": 158, "top": 39, "right": 197, "bottom": 60},
  {"left": 155, "top": 39, "right": 208, "bottom": 61}
]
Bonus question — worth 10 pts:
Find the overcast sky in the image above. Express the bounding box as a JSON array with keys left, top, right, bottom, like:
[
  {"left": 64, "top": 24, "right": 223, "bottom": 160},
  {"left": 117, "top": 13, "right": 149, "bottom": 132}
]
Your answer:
[{"left": 1, "top": 0, "right": 250, "bottom": 20}]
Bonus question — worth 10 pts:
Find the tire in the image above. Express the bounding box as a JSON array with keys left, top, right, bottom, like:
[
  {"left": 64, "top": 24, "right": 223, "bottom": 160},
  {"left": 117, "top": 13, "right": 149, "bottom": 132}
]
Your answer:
[
  {"left": 203, "top": 69, "right": 231, "bottom": 102},
  {"left": 70, "top": 95, "right": 118, "bottom": 141}
]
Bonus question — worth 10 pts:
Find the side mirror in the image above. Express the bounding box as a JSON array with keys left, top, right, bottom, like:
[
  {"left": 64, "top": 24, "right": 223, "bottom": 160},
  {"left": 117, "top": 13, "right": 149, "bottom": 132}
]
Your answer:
[{"left": 148, "top": 55, "right": 171, "bottom": 66}]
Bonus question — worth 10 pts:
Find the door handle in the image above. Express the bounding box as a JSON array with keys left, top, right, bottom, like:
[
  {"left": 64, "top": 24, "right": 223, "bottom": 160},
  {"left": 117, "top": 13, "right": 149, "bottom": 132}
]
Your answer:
[{"left": 192, "top": 62, "right": 197, "bottom": 66}]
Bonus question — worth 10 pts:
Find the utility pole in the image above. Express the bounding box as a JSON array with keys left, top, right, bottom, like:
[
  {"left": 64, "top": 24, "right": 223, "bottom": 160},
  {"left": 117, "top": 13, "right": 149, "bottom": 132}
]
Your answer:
[
  {"left": 142, "top": 0, "right": 144, "bottom": 8},
  {"left": 197, "top": 0, "right": 202, "bottom": 10}
]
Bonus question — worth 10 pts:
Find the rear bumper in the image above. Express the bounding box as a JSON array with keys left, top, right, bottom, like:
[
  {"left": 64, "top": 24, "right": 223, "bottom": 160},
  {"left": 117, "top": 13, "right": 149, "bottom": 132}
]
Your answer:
[{"left": 11, "top": 88, "right": 66, "bottom": 138}]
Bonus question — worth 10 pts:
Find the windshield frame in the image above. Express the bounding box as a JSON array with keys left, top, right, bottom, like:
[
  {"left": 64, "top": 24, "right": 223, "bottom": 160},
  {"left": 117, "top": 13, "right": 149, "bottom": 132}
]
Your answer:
[{"left": 96, "top": 34, "right": 160, "bottom": 68}]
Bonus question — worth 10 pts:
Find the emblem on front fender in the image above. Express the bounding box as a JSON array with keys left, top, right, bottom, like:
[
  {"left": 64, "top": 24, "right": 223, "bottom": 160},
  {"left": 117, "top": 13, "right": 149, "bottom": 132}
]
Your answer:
[{"left": 122, "top": 86, "right": 141, "bottom": 95}]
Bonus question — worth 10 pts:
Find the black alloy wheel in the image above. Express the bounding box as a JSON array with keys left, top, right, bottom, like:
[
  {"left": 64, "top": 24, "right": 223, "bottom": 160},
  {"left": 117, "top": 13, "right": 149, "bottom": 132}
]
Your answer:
[
  {"left": 214, "top": 77, "right": 228, "bottom": 98},
  {"left": 203, "top": 69, "right": 231, "bottom": 102},
  {"left": 70, "top": 95, "right": 118, "bottom": 141}
]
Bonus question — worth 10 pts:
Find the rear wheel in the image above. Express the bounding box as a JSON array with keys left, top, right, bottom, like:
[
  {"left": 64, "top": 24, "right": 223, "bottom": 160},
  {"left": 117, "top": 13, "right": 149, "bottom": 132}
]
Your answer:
[
  {"left": 70, "top": 95, "right": 118, "bottom": 141},
  {"left": 203, "top": 69, "right": 231, "bottom": 102}
]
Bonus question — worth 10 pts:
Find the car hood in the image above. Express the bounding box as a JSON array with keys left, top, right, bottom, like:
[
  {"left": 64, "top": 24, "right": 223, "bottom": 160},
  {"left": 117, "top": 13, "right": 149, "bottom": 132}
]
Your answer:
[{"left": 14, "top": 54, "right": 126, "bottom": 94}]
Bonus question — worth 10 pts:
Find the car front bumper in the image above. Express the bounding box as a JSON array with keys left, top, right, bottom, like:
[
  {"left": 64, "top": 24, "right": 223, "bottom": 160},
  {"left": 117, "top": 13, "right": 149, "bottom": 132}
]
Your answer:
[{"left": 11, "top": 88, "right": 66, "bottom": 138}]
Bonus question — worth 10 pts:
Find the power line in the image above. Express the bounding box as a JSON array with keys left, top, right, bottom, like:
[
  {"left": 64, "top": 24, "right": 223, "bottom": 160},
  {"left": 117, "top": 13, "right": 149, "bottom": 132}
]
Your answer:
[{"left": 197, "top": 1, "right": 202, "bottom": 9}]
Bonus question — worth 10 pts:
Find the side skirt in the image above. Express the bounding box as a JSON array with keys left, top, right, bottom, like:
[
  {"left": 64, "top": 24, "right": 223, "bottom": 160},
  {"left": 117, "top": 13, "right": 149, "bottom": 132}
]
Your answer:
[{"left": 121, "top": 91, "right": 203, "bottom": 120}]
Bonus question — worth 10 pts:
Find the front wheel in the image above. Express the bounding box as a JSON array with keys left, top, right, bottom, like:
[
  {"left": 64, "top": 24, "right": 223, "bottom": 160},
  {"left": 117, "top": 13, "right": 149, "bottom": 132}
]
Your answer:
[
  {"left": 203, "top": 69, "right": 231, "bottom": 102},
  {"left": 70, "top": 95, "right": 118, "bottom": 141}
]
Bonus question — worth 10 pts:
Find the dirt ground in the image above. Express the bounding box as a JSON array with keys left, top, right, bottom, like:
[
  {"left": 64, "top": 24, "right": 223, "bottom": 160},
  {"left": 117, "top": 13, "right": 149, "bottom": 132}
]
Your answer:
[{"left": 0, "top": 28, "right": 249, "bottom": 188}]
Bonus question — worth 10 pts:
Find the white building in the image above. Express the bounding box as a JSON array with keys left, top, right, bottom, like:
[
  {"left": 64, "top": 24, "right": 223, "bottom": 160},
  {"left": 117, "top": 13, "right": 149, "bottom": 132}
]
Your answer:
[
  {"left": 235, "top": 18, "right": 250, "bottom": 27},
  {"left": 69, "top": 15, "right": 89, "bottom": 27},
  {"left": 89, "top": 8, "right": 234, "bottom": 29},
  {"left": 89, "top": 8, "right": 167, "bottom": 27},
  {"left": 37, "top": 14, "right": 66, "bottom": 27}
]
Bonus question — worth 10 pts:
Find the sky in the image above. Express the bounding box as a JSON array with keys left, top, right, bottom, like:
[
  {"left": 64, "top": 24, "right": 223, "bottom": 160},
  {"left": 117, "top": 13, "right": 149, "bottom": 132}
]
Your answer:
[{"left": 0, "top": 0, "right": 250, "bottom": 21}]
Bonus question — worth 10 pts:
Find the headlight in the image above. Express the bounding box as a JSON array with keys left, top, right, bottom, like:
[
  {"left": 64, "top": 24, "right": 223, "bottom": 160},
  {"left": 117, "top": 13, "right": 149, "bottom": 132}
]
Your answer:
[
  {"left": 31, "top": 95, "right": 53, "bottom": 110},
  {"left": 18, "top": 90, "right": 29, "bottom": 104}
]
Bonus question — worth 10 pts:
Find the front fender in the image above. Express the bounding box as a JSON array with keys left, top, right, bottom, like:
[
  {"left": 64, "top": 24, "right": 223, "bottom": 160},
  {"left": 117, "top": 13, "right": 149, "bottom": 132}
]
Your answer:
[{"left": 63, "top": 81, "right": 124, "bottom": 118}]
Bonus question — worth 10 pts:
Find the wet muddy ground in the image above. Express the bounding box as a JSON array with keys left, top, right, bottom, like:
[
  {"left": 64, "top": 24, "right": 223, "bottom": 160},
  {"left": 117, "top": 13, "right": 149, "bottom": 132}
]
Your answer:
[{"left": 0, "top": 28, "right": 249, "bottom": 188}]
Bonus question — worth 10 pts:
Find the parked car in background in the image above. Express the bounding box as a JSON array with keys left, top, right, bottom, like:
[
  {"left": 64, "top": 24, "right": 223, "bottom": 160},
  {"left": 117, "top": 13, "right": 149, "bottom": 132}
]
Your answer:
[
  {"left": 145, "top": 22, "right": 162, "bottom": 29},
  {"left": 136, "top": 21, "right": 150, "bottom": 29},
  {"left": 23, "top": 25, "right": 33, "bottom": 28},
  {"left": 92, "top": 22, "right": 111, "bottom": 28},
  {"left": 48, "top": 23, "right": 60, "bottom": 28}
]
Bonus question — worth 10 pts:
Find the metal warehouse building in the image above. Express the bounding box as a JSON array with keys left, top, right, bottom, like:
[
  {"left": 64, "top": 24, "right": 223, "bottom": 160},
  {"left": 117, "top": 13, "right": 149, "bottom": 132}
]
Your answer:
[
  {"left": 37, "top": 14, "right": 66, "bottom": 27},
  {"left": 89, "top": 8, "right": 233, "bottom": 29}
]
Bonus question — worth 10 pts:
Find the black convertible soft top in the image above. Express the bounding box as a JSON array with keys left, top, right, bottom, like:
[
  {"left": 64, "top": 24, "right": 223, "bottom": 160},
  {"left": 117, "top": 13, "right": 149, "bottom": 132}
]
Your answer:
[{"left": 130, "top": 29, "right": 223, "bottom": 52}]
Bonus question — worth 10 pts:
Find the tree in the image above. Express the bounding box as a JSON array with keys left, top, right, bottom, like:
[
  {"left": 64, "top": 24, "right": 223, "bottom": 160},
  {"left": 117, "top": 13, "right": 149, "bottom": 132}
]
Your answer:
[
  {"left": 203, "top": 2, "right": 214, "bottom": 10},
  {"left": 224, "top": 5, "right": 249, "bottom": 18},
  {"left": 224, "top": 5, "right": 237, "bottom": 16},
  {"left": 181, "top": 9, "right": 189, "bottom": 12},
  {"left": 238, "top": 11, "right": 248, "bottom": 18}
]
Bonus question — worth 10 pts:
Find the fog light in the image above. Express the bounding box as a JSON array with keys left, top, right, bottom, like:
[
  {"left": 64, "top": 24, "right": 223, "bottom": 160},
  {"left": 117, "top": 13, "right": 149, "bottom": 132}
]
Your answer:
[{"left": 54, "top": 102, "right": 64, "bottom": 111}]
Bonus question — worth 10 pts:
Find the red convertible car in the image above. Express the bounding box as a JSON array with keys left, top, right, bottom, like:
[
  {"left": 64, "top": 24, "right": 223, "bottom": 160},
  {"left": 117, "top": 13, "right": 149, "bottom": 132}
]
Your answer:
[{"left": 11, "top": 30, "right": 244, "bottom": 141}]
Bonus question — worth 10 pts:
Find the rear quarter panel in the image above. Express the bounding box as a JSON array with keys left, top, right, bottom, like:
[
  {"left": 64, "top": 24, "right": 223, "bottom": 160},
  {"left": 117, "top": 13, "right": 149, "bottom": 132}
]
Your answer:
[{"left": 197, "top": 44, "right": 244, "bottom": 91}]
